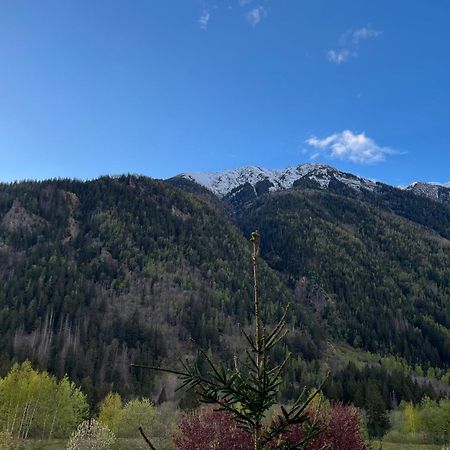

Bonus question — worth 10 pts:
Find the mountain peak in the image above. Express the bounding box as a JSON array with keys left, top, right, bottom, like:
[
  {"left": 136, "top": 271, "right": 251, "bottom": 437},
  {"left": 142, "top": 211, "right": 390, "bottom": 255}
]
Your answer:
[{"left": 178, "top": 163, "right": 378, "bottom": 198}]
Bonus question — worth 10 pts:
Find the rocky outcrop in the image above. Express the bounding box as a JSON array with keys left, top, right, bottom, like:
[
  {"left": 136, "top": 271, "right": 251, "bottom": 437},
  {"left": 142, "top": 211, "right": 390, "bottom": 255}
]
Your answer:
[{"left": 0, "top": 200, "right": 47, "bottom": 232}]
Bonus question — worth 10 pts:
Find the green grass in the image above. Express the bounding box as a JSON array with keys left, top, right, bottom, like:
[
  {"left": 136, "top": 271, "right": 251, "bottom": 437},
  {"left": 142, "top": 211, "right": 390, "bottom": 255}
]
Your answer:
[
  {"left": 8, "top": 438, "right": 153, "bottom": 449},
  {"left": 372, "top": 441, "right": 445, "bottom": 450},
  {"left": 113, "top": 439, "right": 153, "bottom": 449},
  {"left": 12, "top": 438, "right": 449, "bottom": 450},
  {"left": 7, "top": 440, "right": 66, "bottom": 450}
]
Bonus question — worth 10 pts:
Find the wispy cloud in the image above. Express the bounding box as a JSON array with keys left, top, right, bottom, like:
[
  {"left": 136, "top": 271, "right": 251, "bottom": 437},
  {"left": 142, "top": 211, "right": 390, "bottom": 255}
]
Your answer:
[
  {"left": 197, "top": 1, "right": 269, "bottom": 30},
  {"left": 351, "top": 27, "right": 383, "bottom": 44},
  {"left": 198, "top": 9, "right": 211, "bottom": 30},
  {"left": 246, "top": 5, "right": 268, "bottom": 27},
  {"left": 327, "top": 49, "right": 356, "bottom": 65},
  {"left": 328, "top": 25, "right": 382, "bottom": 64},
  {"left": 306, "top": 130, "right": 395, "bottom": 165}
]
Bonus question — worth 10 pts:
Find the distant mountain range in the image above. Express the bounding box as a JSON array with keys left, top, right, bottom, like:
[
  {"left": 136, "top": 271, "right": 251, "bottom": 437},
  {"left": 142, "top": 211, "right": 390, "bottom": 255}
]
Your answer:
[
  {"left": 176, "top": 163, "right": 450, "bottom": 207},
  {"left": 1, "top": 163, "right": 449, "bottom": 408},
  {"left": 179, "top": 164, "right": 379, "bottom": 196}
]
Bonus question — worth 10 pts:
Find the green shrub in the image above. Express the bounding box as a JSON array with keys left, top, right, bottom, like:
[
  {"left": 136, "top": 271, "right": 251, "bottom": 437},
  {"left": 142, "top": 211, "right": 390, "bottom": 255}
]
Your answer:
[
  {"left": 0, "top": 431, "right": 13, "bottom": 450},
  {"left": 117, "top": 398, "right": 156, "bottom": 438}
]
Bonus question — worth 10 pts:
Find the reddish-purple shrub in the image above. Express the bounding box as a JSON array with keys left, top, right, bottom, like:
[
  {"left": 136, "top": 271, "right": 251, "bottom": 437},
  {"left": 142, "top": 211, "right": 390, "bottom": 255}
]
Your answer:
[
  {"left": 279, "top": 401, "right": 370, "bottom": 450},
  {"left": 174, "top": 408, "right": 253, "bottom": 450},
  {"left": 174, "top": 402, "right": 369, "bottom": 450}
]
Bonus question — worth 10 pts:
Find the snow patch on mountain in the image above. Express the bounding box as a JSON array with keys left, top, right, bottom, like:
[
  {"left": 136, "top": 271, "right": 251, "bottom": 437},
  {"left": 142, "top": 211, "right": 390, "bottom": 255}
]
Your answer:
[
  {"left": 180, "top": 164, "right": 378, "bottom": 198},
  {"left": 405, "top": 181, "right": 450, "bottom": 202}
]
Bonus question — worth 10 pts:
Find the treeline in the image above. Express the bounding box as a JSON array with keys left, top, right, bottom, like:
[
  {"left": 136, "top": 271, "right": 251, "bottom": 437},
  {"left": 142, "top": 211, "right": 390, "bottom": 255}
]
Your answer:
[
  {"left": 323, "top": 362, "right": 439, "bottom": 437},
  {"left": 1, "top": 361, "right": 447, "bottom": 448}
]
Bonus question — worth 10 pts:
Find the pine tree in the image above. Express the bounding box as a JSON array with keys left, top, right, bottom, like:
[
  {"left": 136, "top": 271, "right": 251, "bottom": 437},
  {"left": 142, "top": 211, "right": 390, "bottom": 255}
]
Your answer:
[
  {"left": 133, "top": 231, "right": 326, "bottom": 449},
  {"left": 156, "top": 386, "right": 167, "bottom": 405}
]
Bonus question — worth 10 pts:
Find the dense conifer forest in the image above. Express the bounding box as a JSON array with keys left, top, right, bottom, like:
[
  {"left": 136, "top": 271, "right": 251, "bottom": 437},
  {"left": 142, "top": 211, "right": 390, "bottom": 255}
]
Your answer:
[{"left": 0, "top": 173, "right": 449, "bottom": 433}]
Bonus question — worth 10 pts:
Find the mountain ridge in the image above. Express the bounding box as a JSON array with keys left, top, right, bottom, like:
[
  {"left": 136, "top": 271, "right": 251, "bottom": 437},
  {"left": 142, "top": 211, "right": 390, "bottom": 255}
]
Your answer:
[
  {"left": 178, "top": 163, "right": 380, "bottom": 198},
  {"left": 405, "top": 181, "right": 450, "bottom": 206},
  {"left": 177, "top": 163, "right": 450, "bottom": 209}
]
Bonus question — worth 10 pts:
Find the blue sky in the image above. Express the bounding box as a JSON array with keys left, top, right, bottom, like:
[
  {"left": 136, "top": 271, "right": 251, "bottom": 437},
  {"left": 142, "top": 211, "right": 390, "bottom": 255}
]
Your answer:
[{"left": 1, "top": 0, "right": 449, "bottom": 186}]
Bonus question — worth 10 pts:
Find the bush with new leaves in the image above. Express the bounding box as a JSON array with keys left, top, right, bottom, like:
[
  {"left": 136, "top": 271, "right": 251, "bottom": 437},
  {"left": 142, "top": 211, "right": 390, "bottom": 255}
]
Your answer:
[
  {"left": 174, "top": 402, "right": 369, "bottom": 450},
  {"left": 278, "top": 401, "right": 370, "bottom": 450},
  {"left": 174, "top": 408, "right": 253, "bottom": 450},
  {"left": 99, "top": 392, "right": 178, "bottom": 449},
  {"left": 117, "top": 398, "right": 157, "bottom": 438},
  {"left": 0, "top": 430, "right": 13, "bottom": 450},
  {"left": 66, "top": 419, "right": 116, "bottom": 450},
  {"left": 384, "top": 398, "right": 450, "bottom": 445}
]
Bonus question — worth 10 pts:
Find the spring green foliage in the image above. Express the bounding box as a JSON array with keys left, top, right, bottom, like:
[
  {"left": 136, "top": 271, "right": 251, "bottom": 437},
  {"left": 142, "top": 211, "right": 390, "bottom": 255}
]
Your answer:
[
  {"left": 0, "top": 430, "right": 13, "bottom": 449},
  {"left": 0, "top": 361, "right": 88, "bottom": 439},
  {"left": 98, "top": 393, "right": 178, "bottom": 448},
  {"left": 385, "top": 398, "right": 450, "bottom": 445},
  {"left": 98, "top": 393, "right": 122, "bottom": 434},
  {"left": 403, "top": 402, "right": 419, "bottom": 434},
  {"left": 117, "top": 398, "right": 157, "bottom": 438},
  {"left": 416, "top": 397, "right": 450, "bottom": 443}
]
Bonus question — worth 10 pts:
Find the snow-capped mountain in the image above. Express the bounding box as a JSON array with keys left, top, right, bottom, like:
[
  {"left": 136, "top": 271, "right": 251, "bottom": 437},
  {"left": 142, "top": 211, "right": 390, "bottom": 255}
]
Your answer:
[
  {"left": 179, "top": 163, "right": 379, "bottom": 198},
  {"left": 405, "top": 181, "right": 450, "bottom": 206}
]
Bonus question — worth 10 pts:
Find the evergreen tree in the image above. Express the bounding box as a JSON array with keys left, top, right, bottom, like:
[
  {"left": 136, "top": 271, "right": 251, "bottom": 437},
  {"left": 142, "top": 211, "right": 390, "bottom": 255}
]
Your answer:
[{"left": 134, "top": 232, "right": 326, "bottom": 449}]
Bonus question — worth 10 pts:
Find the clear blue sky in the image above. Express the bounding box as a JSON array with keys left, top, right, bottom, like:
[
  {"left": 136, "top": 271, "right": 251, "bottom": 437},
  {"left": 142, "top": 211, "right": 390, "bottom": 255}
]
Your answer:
[{"left": 1, "top": 0, "right": 449, "bottom": 185}]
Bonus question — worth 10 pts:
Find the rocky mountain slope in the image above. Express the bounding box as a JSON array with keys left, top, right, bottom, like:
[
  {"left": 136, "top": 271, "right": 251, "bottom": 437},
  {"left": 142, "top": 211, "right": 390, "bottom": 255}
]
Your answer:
[
  {"left": 405, "top": 181, "right": 450, "bottom": 206},
  {"left": 179, "top": 164, "right": 379, "bottom": 206},
  {"left": 179, "top": 163, "right": 450, "bottom": 209}
]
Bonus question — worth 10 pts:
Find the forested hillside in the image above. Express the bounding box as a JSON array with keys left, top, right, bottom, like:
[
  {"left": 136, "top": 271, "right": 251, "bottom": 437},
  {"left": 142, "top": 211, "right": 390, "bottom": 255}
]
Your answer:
[
  {"left": 0, "top": 171, "right": 449, "bottom": 422},
  {"left": 239, "top": 188, "right": 450, "bottom": 368},
  {"left": 0, "top": 175, "right": 320, "bottom": 406}
]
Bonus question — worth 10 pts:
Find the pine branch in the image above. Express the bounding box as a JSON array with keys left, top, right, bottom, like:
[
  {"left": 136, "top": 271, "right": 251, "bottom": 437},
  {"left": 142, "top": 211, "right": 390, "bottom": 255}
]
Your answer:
[{"left": 139, "top": 426, "right": 157, "bottom": 450}]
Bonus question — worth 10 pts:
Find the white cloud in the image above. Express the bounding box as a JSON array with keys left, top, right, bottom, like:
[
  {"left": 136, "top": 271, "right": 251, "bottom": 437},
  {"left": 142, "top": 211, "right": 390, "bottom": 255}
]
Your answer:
[
  {"left": 198, "top": 9, "right": 210, "bottom": 30},
  {"left": 327, "top": 49, "right": 356, "bottom": 64},
  {"left": 239, "top": 0, "right": 254, "bottom": 6},
  {"left": 351, "top": 26, "right": 382, "bottom": 44},
  {"left": 246, "top": 5, "right": 267, "bottom": 27},
  {"left": 306, "top": 130, "right": 394, "bottom": 165},
  {"left": 328, "top": 25, "right": 382, "bottom": 64}
]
